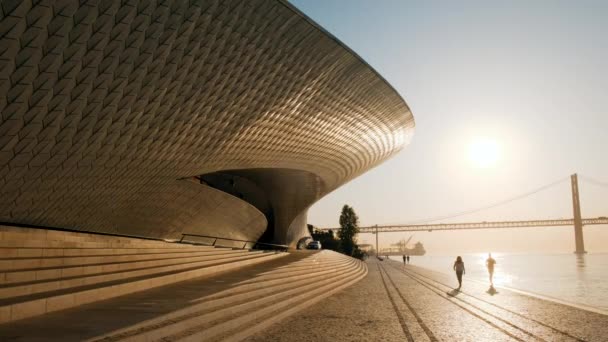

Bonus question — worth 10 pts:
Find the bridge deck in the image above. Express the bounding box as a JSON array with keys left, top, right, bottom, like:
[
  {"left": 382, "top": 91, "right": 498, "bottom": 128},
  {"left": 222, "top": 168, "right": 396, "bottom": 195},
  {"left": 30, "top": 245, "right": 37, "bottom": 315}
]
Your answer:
[{"left": 322, "top": 217, "right": 608, "bottom": 233}]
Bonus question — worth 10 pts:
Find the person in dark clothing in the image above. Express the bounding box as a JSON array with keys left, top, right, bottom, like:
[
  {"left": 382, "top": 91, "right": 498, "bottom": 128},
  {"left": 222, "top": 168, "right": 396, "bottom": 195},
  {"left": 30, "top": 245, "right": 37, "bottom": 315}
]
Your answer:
[
  {"left": 407, "top": 255, "right": 410, "bottom": 264},
  {"left": 453, "top": 256, "right": 465, "bottom": 290},
  {"left": 402, "top": 255, "right": 406, "bottom": 266}
]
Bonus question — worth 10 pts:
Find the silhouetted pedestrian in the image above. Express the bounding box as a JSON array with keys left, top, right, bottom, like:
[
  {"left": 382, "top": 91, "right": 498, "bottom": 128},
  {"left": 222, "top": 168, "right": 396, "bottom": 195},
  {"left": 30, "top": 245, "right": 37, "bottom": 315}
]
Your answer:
[
  {"left": 402, "top": 255, "right": 406, "bottom": 266},
  {"left": 453, "top": 256, "right": 465, "bottom": 290},
  {"left": 486, "top": 253, "right": 496, "bottom": 285},
  {"left": 407, "top": 255, "right": 410, "bottom": 264}
]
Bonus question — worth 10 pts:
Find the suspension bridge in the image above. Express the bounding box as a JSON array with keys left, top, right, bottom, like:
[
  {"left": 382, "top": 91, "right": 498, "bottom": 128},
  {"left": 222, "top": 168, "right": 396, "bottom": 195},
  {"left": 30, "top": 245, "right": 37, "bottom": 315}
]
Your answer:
[{"left": 319, "top": 173, "right": 608, "bottom": 254}]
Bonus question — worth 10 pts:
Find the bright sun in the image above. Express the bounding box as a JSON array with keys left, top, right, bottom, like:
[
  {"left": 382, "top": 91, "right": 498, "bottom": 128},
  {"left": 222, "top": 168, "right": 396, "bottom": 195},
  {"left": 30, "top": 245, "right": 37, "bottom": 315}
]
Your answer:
[{"left": 468, "top": 137, "right": 501, "bottom": 168}]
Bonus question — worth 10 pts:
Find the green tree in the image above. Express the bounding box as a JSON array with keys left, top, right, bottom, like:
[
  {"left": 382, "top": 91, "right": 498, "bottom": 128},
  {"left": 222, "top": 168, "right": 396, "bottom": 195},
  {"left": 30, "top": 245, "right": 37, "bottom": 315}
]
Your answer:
[{"left": 338, "top": 204, "right": 360, "bottom": 257}]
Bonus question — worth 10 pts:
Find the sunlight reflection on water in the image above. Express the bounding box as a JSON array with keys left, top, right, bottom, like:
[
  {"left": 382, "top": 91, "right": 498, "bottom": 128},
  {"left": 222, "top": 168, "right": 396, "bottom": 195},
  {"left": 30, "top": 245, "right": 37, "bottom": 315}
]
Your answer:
[{"left": 390, "top": 252, "right": 608, "bottom": 311}]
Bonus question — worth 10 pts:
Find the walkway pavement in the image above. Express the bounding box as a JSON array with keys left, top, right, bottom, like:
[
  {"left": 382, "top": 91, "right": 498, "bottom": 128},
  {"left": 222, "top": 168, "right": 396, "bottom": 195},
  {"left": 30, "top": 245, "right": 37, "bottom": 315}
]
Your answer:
[
  {"left": 1, "top": 255, "right": 606, "bottom": 341},
  {"left": 246, "top": 258, "right": 608, "bottom": 342}
]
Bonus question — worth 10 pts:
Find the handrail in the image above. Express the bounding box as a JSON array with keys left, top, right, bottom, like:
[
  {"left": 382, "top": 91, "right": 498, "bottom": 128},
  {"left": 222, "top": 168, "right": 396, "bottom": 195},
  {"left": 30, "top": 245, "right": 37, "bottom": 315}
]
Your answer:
[
  {"left": 0, "top": 222, "right": 289, "bottom": 251},
  {"left": 179, "top": 233, "right": 288, "bottom": 251},
  {"left": 0, "top": 221, "right": 169, "bottom": 242}
]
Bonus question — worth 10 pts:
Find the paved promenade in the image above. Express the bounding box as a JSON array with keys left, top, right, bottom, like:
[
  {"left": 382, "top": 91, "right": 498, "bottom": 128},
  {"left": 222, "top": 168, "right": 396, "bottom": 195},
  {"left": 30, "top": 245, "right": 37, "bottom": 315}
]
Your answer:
[
  {"left": 247, "top": 258, "right": 608, "bottom": 342},
  {"left": 1, "top": 254, "right": 606, "bottom": 341}
]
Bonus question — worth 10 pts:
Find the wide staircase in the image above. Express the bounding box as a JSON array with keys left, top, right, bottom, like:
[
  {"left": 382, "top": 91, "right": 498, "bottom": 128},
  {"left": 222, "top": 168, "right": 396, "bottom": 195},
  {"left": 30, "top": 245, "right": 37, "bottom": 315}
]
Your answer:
[
  {"left": 88, "top": 250, "right": 367, "bottom": 342},
  {"left": 0, "top": 225, "right": 286, "bottom": 324}
]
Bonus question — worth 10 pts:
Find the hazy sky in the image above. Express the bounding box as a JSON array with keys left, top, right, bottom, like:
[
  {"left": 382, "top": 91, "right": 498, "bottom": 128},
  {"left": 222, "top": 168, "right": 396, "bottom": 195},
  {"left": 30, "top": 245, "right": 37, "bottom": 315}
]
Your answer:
[{"left": 291, "top": 0, "right": 608, "bottom": 254}]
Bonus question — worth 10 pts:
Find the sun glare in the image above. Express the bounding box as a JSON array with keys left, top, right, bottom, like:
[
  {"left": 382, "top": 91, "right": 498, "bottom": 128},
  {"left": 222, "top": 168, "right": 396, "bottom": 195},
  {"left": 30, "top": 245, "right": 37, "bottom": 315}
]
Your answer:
[{"left": 468, "top": 137, "right": 500, "bottom": 168}]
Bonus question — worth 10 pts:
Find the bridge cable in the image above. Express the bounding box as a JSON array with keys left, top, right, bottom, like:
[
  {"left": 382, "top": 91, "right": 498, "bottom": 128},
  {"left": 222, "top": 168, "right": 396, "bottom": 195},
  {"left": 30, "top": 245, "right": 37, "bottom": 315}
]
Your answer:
[
  {"left": 579, "top": 174, "right": 608, "bottom": 188},
  {"left": 397, "top": 176, "right": 570, "bottom": 225}
]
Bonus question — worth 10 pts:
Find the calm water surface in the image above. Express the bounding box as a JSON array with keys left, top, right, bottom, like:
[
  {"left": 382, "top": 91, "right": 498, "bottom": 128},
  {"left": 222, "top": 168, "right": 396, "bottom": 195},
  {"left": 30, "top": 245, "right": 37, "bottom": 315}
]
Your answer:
[{"left": 390, "top": 253, "right": 608, "bottom": 312}]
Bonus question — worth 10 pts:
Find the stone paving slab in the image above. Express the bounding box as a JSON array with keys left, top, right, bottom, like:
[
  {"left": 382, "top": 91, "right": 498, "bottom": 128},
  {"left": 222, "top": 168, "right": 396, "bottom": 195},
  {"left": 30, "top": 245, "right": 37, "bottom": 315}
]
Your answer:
[{"left": 246, "top": 258, "right": 608, "bottom": 342}]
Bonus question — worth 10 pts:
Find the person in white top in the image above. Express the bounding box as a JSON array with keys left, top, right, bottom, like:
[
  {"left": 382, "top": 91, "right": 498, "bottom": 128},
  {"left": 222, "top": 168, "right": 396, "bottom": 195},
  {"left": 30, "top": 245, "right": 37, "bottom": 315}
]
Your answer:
[
  {"left": 453, "top": 256, "right": 465, "bottom": 290},
  {"left": 486, "top": 253, "right": 496, "bottom": 285}
]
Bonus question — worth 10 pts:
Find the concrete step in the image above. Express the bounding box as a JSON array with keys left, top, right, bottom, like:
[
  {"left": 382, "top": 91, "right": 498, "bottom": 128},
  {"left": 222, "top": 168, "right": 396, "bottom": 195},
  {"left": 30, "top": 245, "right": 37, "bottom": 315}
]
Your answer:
[
  {"left": 0, "top": 239, "right": 195, "bottom": 249},
  {"left": 248, "top": 258, "right": 355, "bottom": 277},
  {"left": 201, "top": 259, "right": 359, "bottom": 301},
  {"left": 216, "top": 265, "right": 366, "bottom": 342},
  {"left": 141, "top": 259, "right": 364, "bottom": 342},
  {"left": 0, "top": 251, "right": 287, "bottom": 324},
  {"left": 0, "top": 226, "right": 180, "bottom": 246},
  {"left": 0, "top": 249, "right": 250, "bottom": 285},
  {"left": 0, "top": 251, "right": 269, "bottom": 299},
  {"left": 258, "top": 255, "right": 355, "bottom": 271},
  {"left": 0, "top": 226, "right": 199, "bottom": 250},
  {"left": 86, "top": 251, "right": 366, "bottom": 342},
  {"left": 197, "top": 259, "right": 360, "bottom": 304},
  {"left": 231, "top": 260, "right": 357, "bottom": 289},
  {"left": 0, "top": 245, "right": 216, "bottom": 259},
  {"left": 0, "top": 247, "right": 239, "bottom": 271},
  {"left": 129, "top": 268, "right": 365, "bottom": 342},
  {"left": 236, "top": 258, "right": 355, "bottom": 284}
]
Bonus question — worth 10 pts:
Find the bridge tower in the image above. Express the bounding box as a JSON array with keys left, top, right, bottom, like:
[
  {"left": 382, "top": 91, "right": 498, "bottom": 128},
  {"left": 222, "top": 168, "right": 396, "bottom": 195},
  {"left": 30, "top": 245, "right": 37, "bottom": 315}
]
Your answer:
[{"left": 571, "top": 174, "right": 586, "bottom": 254}]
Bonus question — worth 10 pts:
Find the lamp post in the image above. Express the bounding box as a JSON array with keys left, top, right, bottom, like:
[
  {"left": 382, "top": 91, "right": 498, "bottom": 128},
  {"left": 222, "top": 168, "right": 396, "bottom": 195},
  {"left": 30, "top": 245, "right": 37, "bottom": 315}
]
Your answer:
[{"left": 375, "top": 224, "right": 379, "bottom": 256}]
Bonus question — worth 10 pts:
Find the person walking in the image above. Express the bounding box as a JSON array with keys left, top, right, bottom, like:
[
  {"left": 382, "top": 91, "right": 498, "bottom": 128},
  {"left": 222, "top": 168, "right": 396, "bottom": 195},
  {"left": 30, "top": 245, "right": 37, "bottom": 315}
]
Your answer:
[
  {"left": 486, "top": 253, "right": 496, "bottom": 285},
  {"left": 402, "top": 254, "right": 406, "bottom": 266},
  {"left": 453, "top": 256, "right": 465, "bottom": 290},
  {"left": 407, "top": 255, "right": 410, "bottom": 264}
]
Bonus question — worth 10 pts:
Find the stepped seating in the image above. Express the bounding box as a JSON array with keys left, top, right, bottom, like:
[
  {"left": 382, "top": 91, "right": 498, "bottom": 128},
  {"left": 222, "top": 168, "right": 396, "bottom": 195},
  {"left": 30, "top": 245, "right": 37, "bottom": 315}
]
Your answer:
[
  {"left": 88, "top": 250, "right": 367, "bottom": 342},
  {"left": 0, "top": 226, "right": 286, "bottom": 324}
]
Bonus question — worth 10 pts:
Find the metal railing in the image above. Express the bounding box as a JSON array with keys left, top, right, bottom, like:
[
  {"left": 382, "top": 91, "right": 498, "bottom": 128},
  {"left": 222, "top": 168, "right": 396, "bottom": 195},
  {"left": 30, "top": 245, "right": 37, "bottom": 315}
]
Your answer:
[{"left": 179, "top": 233, "right": 288, "bottom": 251}]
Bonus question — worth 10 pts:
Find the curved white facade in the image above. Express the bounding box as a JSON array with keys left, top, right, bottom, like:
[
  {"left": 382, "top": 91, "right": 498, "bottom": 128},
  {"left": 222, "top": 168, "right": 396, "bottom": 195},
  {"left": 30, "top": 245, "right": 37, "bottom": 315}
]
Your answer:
[{"left": 0, "top": 0, "right": 414, "bottom": 247}]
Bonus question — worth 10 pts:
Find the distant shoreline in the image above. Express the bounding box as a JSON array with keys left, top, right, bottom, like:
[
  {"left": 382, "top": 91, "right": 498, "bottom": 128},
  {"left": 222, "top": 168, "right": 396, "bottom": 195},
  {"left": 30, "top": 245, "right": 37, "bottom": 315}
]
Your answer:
[{"left": 420, "top": 251, "right": 608, "bottom": 256}]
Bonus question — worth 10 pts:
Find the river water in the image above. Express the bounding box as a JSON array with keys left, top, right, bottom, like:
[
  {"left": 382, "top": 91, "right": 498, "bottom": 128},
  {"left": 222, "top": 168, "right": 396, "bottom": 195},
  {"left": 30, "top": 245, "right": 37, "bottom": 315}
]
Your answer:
[{"left": 389, "top": 253, "right": 608, "bottom": 312}]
